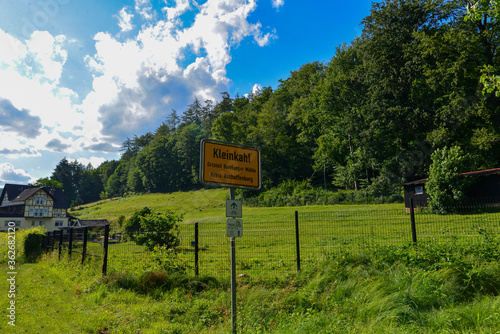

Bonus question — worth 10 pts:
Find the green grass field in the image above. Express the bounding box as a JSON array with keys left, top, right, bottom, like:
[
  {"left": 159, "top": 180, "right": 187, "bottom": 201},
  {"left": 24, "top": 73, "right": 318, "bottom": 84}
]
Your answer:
[
  {"left": 65, "top": 190, "right": 500, "bottom": 280},
  {"left": 2, "top": 189, "right": 500, "bottom": 333}
]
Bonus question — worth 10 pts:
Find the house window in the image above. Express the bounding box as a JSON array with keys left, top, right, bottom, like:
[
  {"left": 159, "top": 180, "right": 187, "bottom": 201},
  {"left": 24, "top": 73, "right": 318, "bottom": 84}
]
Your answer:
[
  {"left": 39, "top": 221, "right": 45, "bottom": 227},
  {"left": 55, "top": 221, "right": 64, "bottom": 227},
  {"left": 35, "top": 195, "right": 46, "bottom": 205},
  {"left": 4, "top": 221, "right": 21, "bottom": 227},
  {"left": 31, "top": 221, "right": 36, "bottom": 227},
  {"left": 415, "top": 185, "right": 424, "bottom": 195}
]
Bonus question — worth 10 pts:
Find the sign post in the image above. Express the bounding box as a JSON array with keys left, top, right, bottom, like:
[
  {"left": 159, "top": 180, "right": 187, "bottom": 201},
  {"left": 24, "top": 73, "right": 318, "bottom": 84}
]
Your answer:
[
  {"left": 200, "top": 139, "right": 261, "bottom": 189},
  {"left": 200, "top": 139, "right": 261, "bottom": 334},
  {"left": 229, "top": 187, "right": 237, "bottom": 333}
]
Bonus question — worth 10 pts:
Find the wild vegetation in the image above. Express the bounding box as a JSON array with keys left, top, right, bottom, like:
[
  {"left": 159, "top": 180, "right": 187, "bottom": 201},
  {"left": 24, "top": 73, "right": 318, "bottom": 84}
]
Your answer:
[
  {"left": 3, "top": 229, "right": 500, "bottom": 333},
  {"left": 4, "top": 185, "right": 500, "bottom": 333},
  {"left": 31, "top": 0, "right": 500, "bottom": 208}
]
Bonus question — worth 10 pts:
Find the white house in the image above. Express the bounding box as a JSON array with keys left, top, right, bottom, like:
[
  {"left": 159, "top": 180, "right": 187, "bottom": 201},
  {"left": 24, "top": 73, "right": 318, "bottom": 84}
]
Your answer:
[{"left": 0, "top": 184, "right": 69, "bottom": 232}]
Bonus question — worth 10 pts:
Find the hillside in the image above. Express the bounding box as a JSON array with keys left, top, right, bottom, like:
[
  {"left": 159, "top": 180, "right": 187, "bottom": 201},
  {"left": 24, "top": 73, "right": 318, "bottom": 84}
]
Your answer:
[
  {"left": 70, "top": 188, "right": 227, "bottom": 223},
  {"left": 69, "top": 188, "right": 403, "bottom": 227}
]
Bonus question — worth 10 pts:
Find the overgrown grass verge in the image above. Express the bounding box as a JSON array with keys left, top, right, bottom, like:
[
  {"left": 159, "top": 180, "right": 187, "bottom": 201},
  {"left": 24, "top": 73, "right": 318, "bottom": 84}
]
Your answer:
[{"left": 4, "top": 241, "right": 500, "bottom": 333}]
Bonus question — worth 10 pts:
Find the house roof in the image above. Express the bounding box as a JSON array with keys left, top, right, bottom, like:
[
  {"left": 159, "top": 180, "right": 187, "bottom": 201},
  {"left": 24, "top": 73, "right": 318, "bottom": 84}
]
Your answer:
[
  {"left": 461, "top": 168, "right": 500, "bottom": 177},
  {"left": 0, "top": 184, "right": 31, "bottom": 204},
  {"left": 0, "top": 184, "right": 68, "bottom": 209},
  {"left": 76, "top": 219, "right": 109, "bottom": 227},
  {"left": 402, "top": 168, "right": 500, "bottom": 186},
  {"left": 11, "top": 187, "right": 52, "bottom": 202}
]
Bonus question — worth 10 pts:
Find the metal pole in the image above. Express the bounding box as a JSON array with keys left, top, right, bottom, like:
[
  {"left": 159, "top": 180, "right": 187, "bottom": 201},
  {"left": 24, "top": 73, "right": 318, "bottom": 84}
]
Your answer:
[
  {"left": 50, "top": 231, "right": 55, "bottom": 252},
  {"left": 58, "top": 229, "right": 63, "bottom": 260},
  {"left": 295, "top": 211, "right": 301, "bottom": 272},
  {"left": 102, "top": 225, "right": 110, "bottom": 276},
  {"left": 194, "top": 222, "right": 199, "bottom": 277},
  {"left": 82, "top": 226, "right": 88, "bottom": 265},
  {"left": 230, "top": 187, "right": 237, "bottom": 334},
  {"left": 68, "top": 228, "right": 73, "bottom": 259},
  {"left": 410, "top": 198, "right": 417, "bottom": 243}
]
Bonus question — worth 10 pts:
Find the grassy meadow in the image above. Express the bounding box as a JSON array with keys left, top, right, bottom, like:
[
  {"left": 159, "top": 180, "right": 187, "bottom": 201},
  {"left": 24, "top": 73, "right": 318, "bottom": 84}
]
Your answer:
[{"left": 2, "top": 189, "right": 500, "bottom": 333}]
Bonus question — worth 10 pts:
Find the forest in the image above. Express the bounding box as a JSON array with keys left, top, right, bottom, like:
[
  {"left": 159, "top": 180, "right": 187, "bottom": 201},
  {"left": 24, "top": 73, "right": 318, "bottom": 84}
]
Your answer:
[{"left": 41, "top": 0, "right": 500, "bottom": 207}]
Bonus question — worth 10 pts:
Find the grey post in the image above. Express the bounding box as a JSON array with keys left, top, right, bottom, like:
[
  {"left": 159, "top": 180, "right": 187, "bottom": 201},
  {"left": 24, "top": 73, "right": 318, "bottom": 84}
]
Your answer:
[
  {"left": 410, "top": 198, "right": 417, "bottom": 243},
  {"left": 194, "top": 222, "right": 199, "bottom": 277},
  {"left": 295, "top": 211, "right": 301, "bottom": 272},
  {"left": 230, "top": 187, "right": 237, "bottom": 334}
]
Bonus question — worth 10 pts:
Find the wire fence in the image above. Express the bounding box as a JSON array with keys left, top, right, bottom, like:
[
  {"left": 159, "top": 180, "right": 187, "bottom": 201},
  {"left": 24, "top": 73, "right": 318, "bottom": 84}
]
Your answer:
[{"left": 44, "top": 203, "right": 500, "bottom": 279}]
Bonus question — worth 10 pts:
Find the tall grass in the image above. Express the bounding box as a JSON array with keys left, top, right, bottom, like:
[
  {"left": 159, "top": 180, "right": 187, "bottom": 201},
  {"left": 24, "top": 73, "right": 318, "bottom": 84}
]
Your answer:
[
  {"left": 7, "top": 236, "right": 500, "bottom": 333},
  {"left": 7, "top": 190, "right": 500, "bottom": 333}
]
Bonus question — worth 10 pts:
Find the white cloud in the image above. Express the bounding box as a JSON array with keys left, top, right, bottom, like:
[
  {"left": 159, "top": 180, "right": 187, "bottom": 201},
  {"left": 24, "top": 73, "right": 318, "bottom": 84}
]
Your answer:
[
  {"left": 117, "top": 7, "right": 134, "bottom": 33},
  {"left": 0, "top": 29, "right": 89, "bottom": 159},
  {"left": 0, "top": 163, "right": 34, "bottom": 184},
  {"left": 69, "top": 157, "right": 106, "bottom": 169},
  {"left": 0, "top": 29, "right": 27, "bottom": 65},
  {"left": 135, "top": 0, "right": 154, "bottom": 20},
  {"left": 83, "top": 0, "right": 276, "bottom": 144},
  {"left": 25, "top": 31, "right": 68, "bottom": 83},
  {"left": 165, "top": 0, "right": 191, "bottom": 21},
  {"left": 250, "top": 83, "right": 262, "bottom": 96},
  {"left": 0, "top": 0, "right": 278, "bottom": 166},
  {"left": 272, "top": 0, "right": 284, "bottom": 10}
]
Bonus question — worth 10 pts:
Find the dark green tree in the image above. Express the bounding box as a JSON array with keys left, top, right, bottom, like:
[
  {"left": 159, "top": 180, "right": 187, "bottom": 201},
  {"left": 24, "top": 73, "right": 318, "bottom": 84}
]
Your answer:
[
  {"left": 106, "top": 163, "right": 129, "bottom": 198},
  {"left": 135, "top": 135, "right": 179, "bottom": 192},
  {"left": 34, "top": 178, "right": 63, "bottom": 188},
  {"left": 51, "top": 158, "right": 85, "bottom": 206},
  {"left": 78, "top": 166, "right": 104, "bottom": 204}
]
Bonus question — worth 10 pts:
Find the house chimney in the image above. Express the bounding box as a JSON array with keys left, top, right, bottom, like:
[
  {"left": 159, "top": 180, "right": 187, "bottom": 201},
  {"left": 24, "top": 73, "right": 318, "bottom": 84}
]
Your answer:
[{"left": 50, "top": 186, "right": 55, "bottom": 196}]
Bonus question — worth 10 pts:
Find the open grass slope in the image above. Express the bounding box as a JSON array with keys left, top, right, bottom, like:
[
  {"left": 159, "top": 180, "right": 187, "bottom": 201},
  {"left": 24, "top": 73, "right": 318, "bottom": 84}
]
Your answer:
[{"left": 70, "top": 188, "right": 402, "bottom": 224}]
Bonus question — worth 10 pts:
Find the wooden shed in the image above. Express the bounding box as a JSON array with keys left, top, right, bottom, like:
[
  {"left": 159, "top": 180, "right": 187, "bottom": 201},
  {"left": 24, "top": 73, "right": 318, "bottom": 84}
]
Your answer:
[{"left": 402, "top": 168, "right": 500, "bottom": 211}]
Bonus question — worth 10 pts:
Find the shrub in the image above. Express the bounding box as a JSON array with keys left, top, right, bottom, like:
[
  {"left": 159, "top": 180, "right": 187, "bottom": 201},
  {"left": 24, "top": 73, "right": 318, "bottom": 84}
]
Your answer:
[
  {"left": 427, "top": 146, "right": 473, "bottom": 214},
  {"left": 135, "top": 211, "right": 181, "bottom": 251},
  {"left": 23, "top": 231, "right": 45, "bottom": 262},
  {"left": 124, "top": 207, "right": 152, "bottom": 238},
  {"left": 137, "top": 271, "right": 170, "bottom": 293},
  {"left": 0, "top": 227, "right": 46, "bottom": 263},
  {"left": 150, "top": 245, "right": 189, "bottom": 274}
]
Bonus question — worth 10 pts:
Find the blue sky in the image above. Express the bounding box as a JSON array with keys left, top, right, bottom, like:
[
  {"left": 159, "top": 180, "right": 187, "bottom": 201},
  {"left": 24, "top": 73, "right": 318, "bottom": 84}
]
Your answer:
[{"left": 0, "top": 0, "right": 374, "bottom": 188}]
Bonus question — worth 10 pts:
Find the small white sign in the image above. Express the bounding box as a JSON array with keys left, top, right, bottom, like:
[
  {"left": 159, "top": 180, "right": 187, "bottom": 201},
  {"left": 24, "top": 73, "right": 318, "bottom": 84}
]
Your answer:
[
  {"left": 226, "top": 200, "right": 242, "bottom": 218},
  {"left": 226, "top": 218, "right": 243, "bottom": 237}
]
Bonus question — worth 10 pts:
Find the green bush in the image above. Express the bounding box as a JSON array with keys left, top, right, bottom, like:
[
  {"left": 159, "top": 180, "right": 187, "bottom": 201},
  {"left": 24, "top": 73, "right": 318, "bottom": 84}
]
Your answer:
[
  {"left": 137, "top": 270, "right": 170, "bottom": 293},
  {"left": 427, "top": 146, "right": 473, "bottom": 214},
  {"left": 124, "top": 206, "right": 152, "bottom": 238},
  {"left": 0, "top": 227, "right": 46, "bottom": 263},
  {"left": 23, "top": 231, "right": 45, "bottom": 262},
  {"left": 135, "top": 211, "right": 181, "bottom": 251},
  {"left": 150, "top": 245, "right": 189, "bottom": 274},
  {"left": 243, "top": 179, "right": 403, "bottom": 207}
]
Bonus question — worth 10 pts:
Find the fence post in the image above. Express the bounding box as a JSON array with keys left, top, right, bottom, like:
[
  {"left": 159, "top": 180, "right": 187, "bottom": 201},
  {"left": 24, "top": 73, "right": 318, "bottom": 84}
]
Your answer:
[
  {"left": 410, "top": 198, "right": 417, "bottom": 243},
  {"left": 194, "top": 222, "right": 199, "bottom": 277},
  {"left": 58, "top": 229, "right": 63, "bottom": 260},
  {"left": 295, "top": 211, "right": 301, "bottom": 272},
  {"left": 50, "top": 231, "right": 55, "bottom": 251},
  {"left": 102, "top": 224, "right": 109, "bottom": 276},
  {"left": 42, "top": 232, "right": 48, "bottom": 252},
  {"left": 68, "top": 228, "right": 73, "bottom": 259},
  {"left": 81, "top": 226, "right": 88, "bottom": 265}
]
